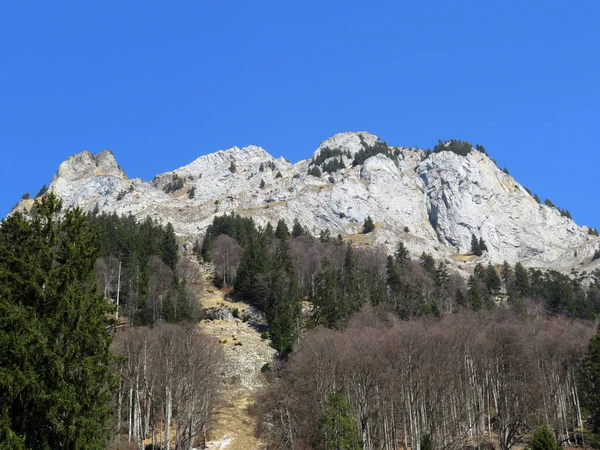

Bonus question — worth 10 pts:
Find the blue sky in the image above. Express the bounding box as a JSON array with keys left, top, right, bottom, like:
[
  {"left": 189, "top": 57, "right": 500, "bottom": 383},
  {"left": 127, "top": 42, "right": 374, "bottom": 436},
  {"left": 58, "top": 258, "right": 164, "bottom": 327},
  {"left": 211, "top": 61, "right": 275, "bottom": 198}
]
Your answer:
[{"left": 1, "top": 1, "right": 598, "bottom": 226}]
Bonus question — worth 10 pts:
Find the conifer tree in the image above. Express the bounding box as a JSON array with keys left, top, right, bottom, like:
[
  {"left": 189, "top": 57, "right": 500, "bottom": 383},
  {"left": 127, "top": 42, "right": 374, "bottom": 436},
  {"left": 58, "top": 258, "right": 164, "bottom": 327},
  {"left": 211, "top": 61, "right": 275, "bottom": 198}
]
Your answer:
[
  {"left": 530, "top": 425, "right": 559, "bottom": 450},
  {"left": 265, "top": 238, "right": 301, "bottom": 358},
  {"left": 579, "top": 326, "right": 600, "bottom": 438},
  {"left": 485, "top": 263, "right": 501, "bottom": 294},
  {"left": 479, "top": 237, "right": 488, "bottom": 253},
  {"left": 315, "top": 392, "right": 360, "bottom": 450},
  {"left": 471, "top": 233, "right": 482, "bottom": 256},
  {"left": 514, "top": 262, "right": 531, "bottom": 297},
  {"left": 291, "top": 219, "right": 305, "bottom": 237},
  {"left": 311, "top": 258, "right": 346, "bottom": 329},
  {"left": 395, "top": 241, "right": 410, "bottom": 263},
  {"left": 0, "top": 193, "right": 114, "bottom": 449},
  {"left": 275, "top": 219, "right": 290, "bottom": 239},
  {"left": 363, "top": 216, "right": 375, "bottom": 233}
]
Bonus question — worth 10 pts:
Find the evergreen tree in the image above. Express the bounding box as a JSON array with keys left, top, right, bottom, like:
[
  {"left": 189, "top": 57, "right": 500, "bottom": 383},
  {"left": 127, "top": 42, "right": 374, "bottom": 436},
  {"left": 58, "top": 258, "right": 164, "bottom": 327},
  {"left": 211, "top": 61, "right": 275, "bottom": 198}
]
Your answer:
[
  {"left": 311, "top": 258, "right": 346, "bottom": 329},
  {"left": 229, "top": 161, "right": 236, "bottom": 173},
  {"left": 420, "top": 252, "right": 436, "bottom": 278},
  {"left": 265, "top": 239, "right": 301, "bottom": 358},
  {"left": 291, "top": 219, "right": 305, "bottom": 237},
  {"left": 485, "top": 263, "right": 501, "bottom": 294},
  {"left": 514, "top": 262, "right": 531, "bottom": 297},
  {"left": 530, "top": 425, "right": 559, "bottom": 450},
  {"left": 342, "top": 244, "right": 364, "bottom": 314},
  {"left": 275, "top": 219, "right": 290, "bottom": 239},
  {"left": 479, "top": 237, "right": 488, "bottom": 253},
  {"left": 420, "top": 433, "right": 434, "bottom": 450},
  {"left": 315, "top": 391, "right": 360, "bottom": 450},
  {"left": 35, "top": 184, "right": 48, "bottom": 198},
  {"left": 263, "top": 222, "right": 275, "bottom": 240},
  {"left": 234, "top": 234, "right": 270, "bottom": 306},
  {"left": 468, "top": 276, "right": 484, "bottom": 311},
  {"left": 259, "top": 178, "right": 266, "bottom": 189},
  {"left": 363, "top": 216, "right": 375, "bottom": 233},
  {"left": 395, "top": 241, "right": 410, "bottom": 263},
  {"left": 471, "top": 234, "right": 482, "bottom": 256},
  {"left": 0, "top": 193, "right": 114, "bottom": 449},
  {"left": 579, "top": 326, "right": 600, "bottom": 437}
]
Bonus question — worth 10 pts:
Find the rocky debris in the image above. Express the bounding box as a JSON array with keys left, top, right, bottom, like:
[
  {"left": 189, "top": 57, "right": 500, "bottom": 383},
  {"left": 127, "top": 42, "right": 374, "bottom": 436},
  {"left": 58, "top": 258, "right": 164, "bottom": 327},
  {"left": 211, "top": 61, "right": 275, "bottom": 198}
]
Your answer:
[{"left": 24, "top": 132, "right": 599, "bottom": 272}]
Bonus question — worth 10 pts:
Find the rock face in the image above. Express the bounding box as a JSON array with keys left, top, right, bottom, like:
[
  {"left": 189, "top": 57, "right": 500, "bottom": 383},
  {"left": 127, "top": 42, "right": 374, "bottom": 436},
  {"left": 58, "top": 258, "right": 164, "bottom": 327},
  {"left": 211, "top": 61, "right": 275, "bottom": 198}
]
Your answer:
[{"left": 25, "top": 132, "right": 600, "bottom": 271}]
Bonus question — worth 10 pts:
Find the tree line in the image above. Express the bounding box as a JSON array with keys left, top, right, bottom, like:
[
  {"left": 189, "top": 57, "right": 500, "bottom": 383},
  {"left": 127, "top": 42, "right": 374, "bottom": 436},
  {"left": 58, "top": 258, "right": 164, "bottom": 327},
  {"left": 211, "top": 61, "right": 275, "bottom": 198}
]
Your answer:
[
  {"left": 88, "top": 211, "right": 201, "bottom": 325},
  {"left": 200, "top": 214, "right": 600, "bottom": 349}
]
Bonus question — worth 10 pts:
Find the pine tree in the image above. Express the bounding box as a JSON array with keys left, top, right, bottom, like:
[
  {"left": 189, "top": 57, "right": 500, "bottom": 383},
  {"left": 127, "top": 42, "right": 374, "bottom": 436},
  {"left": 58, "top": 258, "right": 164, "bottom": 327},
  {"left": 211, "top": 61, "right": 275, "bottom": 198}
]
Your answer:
[
  {"left": 259, "top": 178, "right": 266, "bottom": 189},
  {"left": 229, "top": 161, "right": 236, "bottom": 173},
  {"left": 530, "top": 425, "right": 559, "bottom": 450},
  {"left": 315, "top": 391, "right": 360, "bottom": 450},
  {"left": 0, "top": 193, "right": 114, "bottom": 449}
]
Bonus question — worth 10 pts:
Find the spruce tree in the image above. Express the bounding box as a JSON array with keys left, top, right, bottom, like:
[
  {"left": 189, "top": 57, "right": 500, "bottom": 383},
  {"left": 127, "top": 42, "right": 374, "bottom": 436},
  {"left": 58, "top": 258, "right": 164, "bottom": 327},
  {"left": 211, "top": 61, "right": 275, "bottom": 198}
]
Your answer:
[
  {"left": 579, "top": 326, "right": 600, "bottom": 438},
  {"left": 530, "top": 425, "right": 559, "bottom": 450},
  {"left": 275, "top": 219, "right": 290, "bottom": 239},
  {"left": 0, "top": 193, "right": 114, "bottom": 449},
  {"left": 514, "top": 262, "right": 531, "bottom": 297},
  {"left": 395, "top": 241, "right": 410, "bottom": 263},
  {"left": 265, "top": 238, "right": 301, "bottom": 358},
  {"left": 315, "top": 391, "right": 360, "bottom": 450},
  {"left": 291, "top": 219, "right": 305, "bottom": 237},
  {"left": 471, "top": 234, "right": 482, "bottom": 256},
  {"left": 311, "top": 258, "right": 346, "bottom": 329}
]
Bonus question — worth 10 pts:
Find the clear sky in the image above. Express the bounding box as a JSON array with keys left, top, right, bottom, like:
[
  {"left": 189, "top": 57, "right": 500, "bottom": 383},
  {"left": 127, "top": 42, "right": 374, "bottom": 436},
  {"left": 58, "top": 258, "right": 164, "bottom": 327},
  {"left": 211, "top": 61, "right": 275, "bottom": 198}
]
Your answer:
[{"left": 1, "top": 1, "right": 598, "bottom": 226}]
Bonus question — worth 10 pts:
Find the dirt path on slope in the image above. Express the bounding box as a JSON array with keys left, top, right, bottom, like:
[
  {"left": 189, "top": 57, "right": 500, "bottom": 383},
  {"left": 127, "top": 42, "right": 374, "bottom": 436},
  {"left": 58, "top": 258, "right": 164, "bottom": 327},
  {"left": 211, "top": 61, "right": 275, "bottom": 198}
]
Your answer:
[{"left": 198, "top": 278, "right": 276, "bottom": 450}]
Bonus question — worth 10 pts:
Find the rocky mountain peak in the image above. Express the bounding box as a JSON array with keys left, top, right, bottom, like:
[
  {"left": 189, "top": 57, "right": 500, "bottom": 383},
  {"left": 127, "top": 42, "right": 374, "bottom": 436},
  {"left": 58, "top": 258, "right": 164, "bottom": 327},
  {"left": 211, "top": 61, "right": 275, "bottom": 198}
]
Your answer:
[
  {"left": 313, "top": 131, "right": 380, "bottom": 159},
  {"left": 22, "top": 132, "right": 600, "bottom": 272}
]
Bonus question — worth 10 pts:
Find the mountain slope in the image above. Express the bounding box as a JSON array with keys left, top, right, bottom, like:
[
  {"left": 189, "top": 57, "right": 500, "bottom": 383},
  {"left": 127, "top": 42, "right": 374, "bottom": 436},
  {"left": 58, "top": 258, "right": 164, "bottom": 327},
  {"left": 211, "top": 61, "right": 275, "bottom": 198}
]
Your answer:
[{"left": 21, "top": 132, "right": 600, "bottom": 271}]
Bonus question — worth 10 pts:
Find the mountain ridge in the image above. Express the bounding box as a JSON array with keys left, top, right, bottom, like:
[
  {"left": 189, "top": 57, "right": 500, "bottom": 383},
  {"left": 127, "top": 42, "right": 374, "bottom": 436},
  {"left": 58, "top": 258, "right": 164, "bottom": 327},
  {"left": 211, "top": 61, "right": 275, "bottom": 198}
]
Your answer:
[{"left": 16, "top": 131, "right": 600, "bottom": 272}]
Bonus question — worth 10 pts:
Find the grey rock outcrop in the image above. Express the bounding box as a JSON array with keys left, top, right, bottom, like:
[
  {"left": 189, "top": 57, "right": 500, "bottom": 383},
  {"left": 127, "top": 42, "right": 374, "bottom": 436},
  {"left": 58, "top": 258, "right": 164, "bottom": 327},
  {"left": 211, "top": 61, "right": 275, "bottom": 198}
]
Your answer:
[{"left": 24, "top": 132, "right": 598, "bottom": 271}]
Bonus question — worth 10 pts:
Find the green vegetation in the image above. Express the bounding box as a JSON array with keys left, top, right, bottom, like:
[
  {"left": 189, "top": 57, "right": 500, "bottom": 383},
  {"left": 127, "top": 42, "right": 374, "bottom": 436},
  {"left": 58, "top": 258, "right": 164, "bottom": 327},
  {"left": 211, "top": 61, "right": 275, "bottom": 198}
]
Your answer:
[
  {"left": 229, "top": 161, "right": 236, "bottom": 173},
  {"left": 433, "top": 139, "right": 474, "bottom": 156},
  {"left": 530, "top": 425, "right": 559, "bottom": 450},
  {"left": 308, "top": 166, "right": 322, "bottom": 177},
  {"left": 315, "top": 391, "right": 360, "bottom": 450},
  {"left": 362, "top": 215, "right": 375, "bottom": 233},
  {"left": 0, "top": 193, "right": 114, "bottom": 448},
  {"left": 34, "top": 184, "right": 48, "bottom": 198},
  {"left": 352, "top": 136, "right": 394, "bottom": 166},
  {"left": 579, "top": 326, "right": 600, "bottom": 442}
]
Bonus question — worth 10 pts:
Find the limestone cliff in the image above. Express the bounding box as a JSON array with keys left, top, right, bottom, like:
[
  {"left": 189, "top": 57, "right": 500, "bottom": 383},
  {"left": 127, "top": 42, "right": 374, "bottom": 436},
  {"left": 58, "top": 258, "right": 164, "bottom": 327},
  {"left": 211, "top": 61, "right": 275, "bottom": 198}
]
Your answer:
[{"left": 22, "top": 132, "right": 599, "bottom": 271}]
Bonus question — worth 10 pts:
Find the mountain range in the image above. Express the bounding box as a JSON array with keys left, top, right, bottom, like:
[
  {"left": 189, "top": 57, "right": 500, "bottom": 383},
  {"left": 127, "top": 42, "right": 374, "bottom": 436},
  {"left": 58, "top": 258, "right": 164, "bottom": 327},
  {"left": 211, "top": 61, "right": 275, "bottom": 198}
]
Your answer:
[{"left": 17, "top": 131, "right": 600, "bottom": 272}]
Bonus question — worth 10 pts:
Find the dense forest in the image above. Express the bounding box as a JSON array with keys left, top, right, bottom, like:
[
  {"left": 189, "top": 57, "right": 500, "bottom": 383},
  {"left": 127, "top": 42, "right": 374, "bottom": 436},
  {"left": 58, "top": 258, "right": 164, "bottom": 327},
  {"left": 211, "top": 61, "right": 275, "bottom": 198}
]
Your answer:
[{"left": 1, "top": 198, "right": 600, "bottom": 449}]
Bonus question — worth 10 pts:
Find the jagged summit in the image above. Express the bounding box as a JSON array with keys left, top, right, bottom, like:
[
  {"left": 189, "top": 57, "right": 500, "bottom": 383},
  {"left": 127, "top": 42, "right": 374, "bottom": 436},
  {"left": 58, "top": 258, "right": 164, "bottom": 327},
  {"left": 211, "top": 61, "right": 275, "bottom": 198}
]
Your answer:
[
  {"left": 18, "top": 132, "right": 600, "bottom": 272},
  {"left": 313, "top": 132, "right": 380, "bottom": 159}
]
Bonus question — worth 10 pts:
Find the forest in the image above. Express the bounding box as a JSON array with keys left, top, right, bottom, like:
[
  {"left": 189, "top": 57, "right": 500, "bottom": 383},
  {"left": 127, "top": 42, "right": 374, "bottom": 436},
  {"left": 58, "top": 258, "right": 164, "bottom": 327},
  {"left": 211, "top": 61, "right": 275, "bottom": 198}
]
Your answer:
[{"left": 1, "top": 198, "right": 599, "bottom": 449}]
